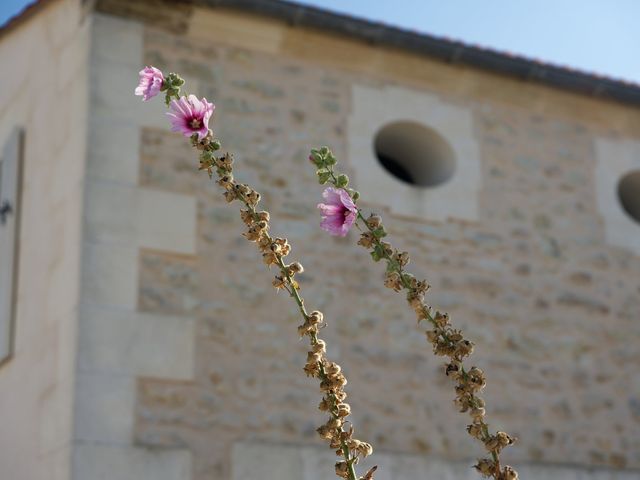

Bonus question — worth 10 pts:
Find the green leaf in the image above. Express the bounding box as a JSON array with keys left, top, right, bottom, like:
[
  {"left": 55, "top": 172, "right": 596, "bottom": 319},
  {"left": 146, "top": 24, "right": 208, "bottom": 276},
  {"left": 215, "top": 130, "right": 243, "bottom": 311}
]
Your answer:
[
  {"left": 370, "top": 244, "right": 385, "bottom": 262},
  {"left": 372, "top": 227, "right": 387, "bottom": 239},
  {"left": 317, "top": 171, "right": 331, "bottom": 184}
]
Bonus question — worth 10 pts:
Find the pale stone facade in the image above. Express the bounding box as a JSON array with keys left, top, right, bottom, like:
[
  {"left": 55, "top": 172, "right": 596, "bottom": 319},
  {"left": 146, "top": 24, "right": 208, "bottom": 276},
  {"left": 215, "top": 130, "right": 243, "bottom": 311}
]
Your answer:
[
  {"left": 1, "top": 1, "right": 640, "bottom": 480},
  {"left": 0, "top": 0, "right": 89, "bottom": 478}
]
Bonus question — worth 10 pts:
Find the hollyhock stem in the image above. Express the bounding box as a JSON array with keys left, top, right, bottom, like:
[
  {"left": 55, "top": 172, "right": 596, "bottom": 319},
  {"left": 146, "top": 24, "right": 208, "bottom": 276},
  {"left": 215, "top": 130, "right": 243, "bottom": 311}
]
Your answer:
[
  {"left": 137, "top": 70, "right": 367, "bottom": 480},
  {"left": 311, "top": 148, "right": 517, "bottom": 480}
]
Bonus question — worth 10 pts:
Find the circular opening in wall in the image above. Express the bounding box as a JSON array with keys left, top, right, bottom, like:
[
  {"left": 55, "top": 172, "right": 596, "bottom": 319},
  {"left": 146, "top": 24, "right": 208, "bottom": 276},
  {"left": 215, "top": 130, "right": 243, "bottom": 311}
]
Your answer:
[
  {"left": 374, "top": 121, "right": 456, "bottom": 187},
  {"left": 618, "top": 170, "right": 640, "bottom": 224}
]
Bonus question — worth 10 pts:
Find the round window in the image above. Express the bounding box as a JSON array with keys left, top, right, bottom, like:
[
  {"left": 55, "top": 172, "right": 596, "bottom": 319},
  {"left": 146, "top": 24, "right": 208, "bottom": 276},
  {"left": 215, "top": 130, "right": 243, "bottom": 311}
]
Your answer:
[
  {"left": 618, "top": 170, "right": 640, "bottom": 224},
  {"left": 374, "top": 121, "right": 456, "bottom": 187}
]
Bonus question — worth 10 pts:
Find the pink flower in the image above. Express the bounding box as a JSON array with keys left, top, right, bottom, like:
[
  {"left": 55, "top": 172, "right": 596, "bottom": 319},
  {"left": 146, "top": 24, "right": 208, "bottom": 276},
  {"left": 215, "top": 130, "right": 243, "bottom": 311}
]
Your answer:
[
  {"left": 135, "top": 66, "right": 164, "bottom": 101},
  {"left": 317, "top": 187, "right": 357, "bottom": 237},
  {"left": 166, "top": 95, "right": 215, "bottom": 140}
]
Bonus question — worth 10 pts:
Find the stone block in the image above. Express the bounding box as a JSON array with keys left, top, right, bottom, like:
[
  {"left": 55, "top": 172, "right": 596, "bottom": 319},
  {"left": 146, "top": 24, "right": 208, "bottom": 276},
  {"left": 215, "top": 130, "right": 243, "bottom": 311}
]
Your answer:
[
  {"left": 74, "top": 373, "right": 135, "bottom": 444},
  {"left": 137, "top": 188, "right": 197, "bottom": 255},
  {"left": 81, "top": 243, "right": 138, "bottom": 309},
  {"left": 91, "top": 14, "right": 144, "bottom": 67},
  {"left": 77, "top": 306, "right": 194, "bottom": 379},
  {"left": 84, "top": 183, "right": 196, "bottom": 254},
  {"left": 73, "top": 444, "right": 191, "bottom": 480},
  {"left": 87, "top": 115, "right": 140, "bottom": 184}
]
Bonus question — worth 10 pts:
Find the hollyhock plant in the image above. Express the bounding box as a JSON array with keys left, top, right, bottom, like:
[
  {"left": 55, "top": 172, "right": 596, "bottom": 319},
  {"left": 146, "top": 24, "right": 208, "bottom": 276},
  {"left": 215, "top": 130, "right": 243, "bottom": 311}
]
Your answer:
[
  {"left": 317, "top": 187, "right": 358, "bottom": 237},
  {"left": 167, "top": 95, "right": 215, "bottom": 141},
  {"left": 134, "top": 66, "right": 164, "bottom": 101},
  {"left": 137, "top": 70, "right": 373, "bottom": 480}
]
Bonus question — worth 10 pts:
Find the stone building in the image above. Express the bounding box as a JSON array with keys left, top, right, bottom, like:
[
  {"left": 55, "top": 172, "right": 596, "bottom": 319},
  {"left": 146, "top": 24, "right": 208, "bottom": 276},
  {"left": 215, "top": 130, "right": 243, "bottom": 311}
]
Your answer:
[{"left": 1, "top": 0, "right": 639, "bottom": 479}]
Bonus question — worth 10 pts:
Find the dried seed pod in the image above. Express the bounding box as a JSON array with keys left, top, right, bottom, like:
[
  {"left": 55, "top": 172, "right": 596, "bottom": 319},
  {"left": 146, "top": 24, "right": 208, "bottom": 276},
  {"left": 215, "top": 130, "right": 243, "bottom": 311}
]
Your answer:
[
  {"left": 240, "top": 209, "right": 253, "bottom": 226},
  {"left": 325, "top": 362, "right": 341, "bottom": 375},
  {"left": 466, "top": 423, "right": 484, "bottom": 439},
  {"left": 308, "top": 311, "right": 324, "bottom": 325},
  {"left": 366, "top": 214, "right": 382, "bottom": 228},
  {"left": 361, "top": 466, "right": 378, "bottom": 480},
  {"left": 396, "top": 251, "right": 410, "bottom": 266},
  {"left": 288, "top": 262, "right": 304, "bottom": 275},
  {"left": 318, "top": 396, "right": 331, "bottom": 412},
  {"left": 500, "top": 466, "right": 518, "bottom": 480},
  {"left": 335, "top": 461, "right": 350, "bottom": 478},
  {"left": 256, "top": 211, "right": 270, "bottom": 222},
  {"left": 473, "top": 458, "right": 495, "bottom": 477},
  {"left": 336, "top": 403, "right": 351, "bottom": 417},
  {"left": 455, "top": 340, "right": 475, "bottom": 358},
  {"left": 223, "top": 190, "right": 236, "bottom": 203},
  {"left": 307, "top": 351, "right": 323, "bottom": 364},
  {"left": 445, "top": 361, "right": 461, "bottom": 379},
  {"left": 384, "top": 272, "right": 402, "bottom": 291},
  {"left": 379, "top": 241, "right": 393, "bottom": 256},
  {"left": 304, "top": 362, "right": 320, "bottom": 377},
  {"left": 434, "top": 311, "right": 450, "bottom": 328},
  {"left": 217, "top": 174, "right": 234, "bottom": 189},
  {"left": 317, "top": 424, "right": 333, "bottom": 440},
  {"left": 356, "top": 442, "right": 373, "bottom": 457},
  {"left": 272, "top": 275, "right": 286, "bottom": 290},
  {"left": 470, "top": 406, "right": 486, "bottom": 422},
  {"left": 495, "top": 431, "right": 516, "bottom": 448},
  {"left": 357, "top": 232, "right": 375, "bottom": 248},
  {"left": 262, "top": 252, "right": 279, "bottom": 266},
  {"left": 327, "top": 417, "right": 343, "bottom": 430},
  {"left": 246, "top": 190, "right": 261, "bottom": 206},
  {"left": 312, "top": 339, "right": 327, "bottom": 354}
]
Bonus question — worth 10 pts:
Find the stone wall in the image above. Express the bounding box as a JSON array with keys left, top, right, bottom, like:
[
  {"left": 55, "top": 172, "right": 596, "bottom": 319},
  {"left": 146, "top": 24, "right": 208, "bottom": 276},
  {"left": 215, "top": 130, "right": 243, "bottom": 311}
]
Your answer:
[
  {"left": 90, "top": 4, "right": 640, "bottom": 480},
  {"left": 0, "top": 1, "right": 89, "bottom": 479}
]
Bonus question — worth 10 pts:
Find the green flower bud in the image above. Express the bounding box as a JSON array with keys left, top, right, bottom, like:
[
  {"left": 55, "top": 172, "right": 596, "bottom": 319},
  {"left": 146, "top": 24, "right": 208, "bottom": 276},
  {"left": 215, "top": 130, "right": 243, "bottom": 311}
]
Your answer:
[{"left": 336, "top": 174, "right": 349, "bottom": 188}]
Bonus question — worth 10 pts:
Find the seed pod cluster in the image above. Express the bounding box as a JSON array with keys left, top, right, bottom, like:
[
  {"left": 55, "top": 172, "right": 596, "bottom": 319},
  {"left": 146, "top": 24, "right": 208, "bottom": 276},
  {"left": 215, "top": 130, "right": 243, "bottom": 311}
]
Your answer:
[
  {"left": 310, "top": 155, "right": 520, "bottom": 480},
  {"left": 191, "top": 133, "right": 373, "bottom": 480}
]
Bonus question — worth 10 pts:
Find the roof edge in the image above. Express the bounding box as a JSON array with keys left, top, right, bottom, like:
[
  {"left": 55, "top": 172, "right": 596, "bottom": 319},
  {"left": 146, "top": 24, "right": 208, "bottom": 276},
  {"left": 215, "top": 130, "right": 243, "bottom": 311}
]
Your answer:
[
  {"left": 200, "top": 0, "right": 640, "bottom": 107},
  {"left": 0, "top": 0, "right": 61, "bottom": 40}
]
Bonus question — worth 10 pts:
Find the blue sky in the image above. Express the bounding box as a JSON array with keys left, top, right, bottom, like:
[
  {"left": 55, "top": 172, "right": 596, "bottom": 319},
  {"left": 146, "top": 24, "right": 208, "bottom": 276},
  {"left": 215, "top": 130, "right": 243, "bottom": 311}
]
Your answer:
[{"left": 2, "top": 0, "right": 639, "bottom": 83}]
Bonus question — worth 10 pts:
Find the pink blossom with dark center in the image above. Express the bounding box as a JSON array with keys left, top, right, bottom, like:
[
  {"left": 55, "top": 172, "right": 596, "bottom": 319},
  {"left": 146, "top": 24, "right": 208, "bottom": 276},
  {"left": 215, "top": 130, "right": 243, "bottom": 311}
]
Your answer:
[
  {"left": 166, "top": 95, "right": 215, "bottom": 141},
  {"left": 134, "top": 66, "right": 164, "bottom": 101},
  {"left": 317, "top": 187, "right": 358, "bottom": 237}
]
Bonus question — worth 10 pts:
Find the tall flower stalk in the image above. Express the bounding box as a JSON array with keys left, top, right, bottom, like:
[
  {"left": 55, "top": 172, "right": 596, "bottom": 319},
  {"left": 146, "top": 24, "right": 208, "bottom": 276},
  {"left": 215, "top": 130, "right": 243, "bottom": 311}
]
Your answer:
[
  {"left": 310, "top": 147, "right": 518, "bottom": 480},
  {"left": 136, "top": 69, "right": 374, "bottom": 480}
]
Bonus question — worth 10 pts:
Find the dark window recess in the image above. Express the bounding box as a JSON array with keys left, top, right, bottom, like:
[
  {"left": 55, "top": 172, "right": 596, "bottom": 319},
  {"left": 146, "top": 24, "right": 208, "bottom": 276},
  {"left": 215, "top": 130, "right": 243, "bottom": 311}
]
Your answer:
[{"left": 374, "top": 121, "right": 456, "bottom": 188}]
